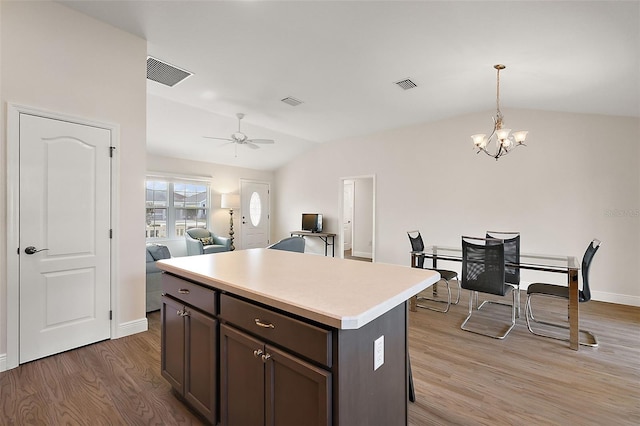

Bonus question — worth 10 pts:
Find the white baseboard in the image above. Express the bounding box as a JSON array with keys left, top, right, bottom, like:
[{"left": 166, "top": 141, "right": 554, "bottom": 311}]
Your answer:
[
  {"left": 591, "top": 291, "right": 640, "bottom": 307},
  {"left": 0, "top": 353, "right": 6, "bottom": 372},
  {"left": 519, "top": 282, "right": 640, "bottom": 307},
  {"left": 114, "top": 317, "right": 148, "bottom": 339},
  {"left": 352, "top": 250, "right": 372, "bottom": 259}
]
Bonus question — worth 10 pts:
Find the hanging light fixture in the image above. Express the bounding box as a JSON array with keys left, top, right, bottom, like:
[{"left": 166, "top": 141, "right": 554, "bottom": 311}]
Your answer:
[{"left": 471, "top": 64, "right": 528, "bottom": 160}]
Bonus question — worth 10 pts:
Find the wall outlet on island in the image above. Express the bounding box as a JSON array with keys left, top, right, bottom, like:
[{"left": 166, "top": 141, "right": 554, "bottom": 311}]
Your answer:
[{"left": 374, "top": 335, "right": 384, "bottom": 371}]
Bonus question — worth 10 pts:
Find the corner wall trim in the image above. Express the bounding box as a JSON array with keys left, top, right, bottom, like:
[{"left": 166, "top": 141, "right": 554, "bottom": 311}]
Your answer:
[{"left": 0, "top": 353, "right": 7, "bottom": 372}]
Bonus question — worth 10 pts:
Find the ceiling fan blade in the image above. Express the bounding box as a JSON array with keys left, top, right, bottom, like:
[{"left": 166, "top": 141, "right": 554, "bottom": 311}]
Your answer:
[
  {"left": 203, "top": 136, "right": 233, "bottom": 141},
  {"left": 246, "top": 138, "right": 275, "bottom": 144},
  {"left": 245, "top": 142, "right": 261, "bottom": 149}
]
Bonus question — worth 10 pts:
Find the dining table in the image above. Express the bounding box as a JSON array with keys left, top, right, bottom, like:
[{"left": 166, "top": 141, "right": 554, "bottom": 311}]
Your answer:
[{"left": 410, "top": 245, "right": 582, "bottom": 351}]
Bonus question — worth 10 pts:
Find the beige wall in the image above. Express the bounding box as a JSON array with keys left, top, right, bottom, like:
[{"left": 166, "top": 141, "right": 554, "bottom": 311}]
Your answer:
[
  {"left": 0, "top": 1, "right": 147, "bottom": 363},
  {"left": 147, "top": 154, "right": 274, "bottom": 256},
  {"left": 274, "top": 109, "right": 640, "bottom": 306}
]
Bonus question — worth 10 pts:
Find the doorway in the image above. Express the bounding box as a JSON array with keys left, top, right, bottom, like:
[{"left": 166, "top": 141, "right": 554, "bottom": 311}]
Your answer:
[
  {"left": 340, "top": 176, "right": 375, "bottom": 262},
  {"left": 6, "top": 105, "right": 117, "bottom": 369}
]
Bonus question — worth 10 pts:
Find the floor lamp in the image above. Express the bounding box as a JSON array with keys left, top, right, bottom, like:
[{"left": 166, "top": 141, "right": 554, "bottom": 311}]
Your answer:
[{"left": 221, "top": 194, "right": 240, "bottom": 251}]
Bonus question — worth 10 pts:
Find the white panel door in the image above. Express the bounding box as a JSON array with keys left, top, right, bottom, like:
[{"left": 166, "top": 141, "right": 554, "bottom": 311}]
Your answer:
[
  {"left": 19, "top": 113, "right": 112, "bottom": 363},
  {"left": 240, "top": 181, "right": 270, "bottom": 249}
]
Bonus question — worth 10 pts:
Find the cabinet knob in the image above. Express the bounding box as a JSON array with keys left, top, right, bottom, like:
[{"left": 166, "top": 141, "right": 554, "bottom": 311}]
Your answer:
[
  {"left": 177, "top": 308, "right": 190, "bottom": 317},
  {"left": 254, "top": 318, "right": 275, "bottom": 329},
  {"left": 253, "top": 349, "right": 263, "bottom": 358},
  {"left": 261, "top": 353, "right": 271, "bottom": 363}
]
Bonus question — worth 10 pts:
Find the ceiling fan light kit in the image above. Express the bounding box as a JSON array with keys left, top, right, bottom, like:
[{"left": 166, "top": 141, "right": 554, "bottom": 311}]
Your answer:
[{"left": 471, "top": 64, "right": 528, "bottom": 160}]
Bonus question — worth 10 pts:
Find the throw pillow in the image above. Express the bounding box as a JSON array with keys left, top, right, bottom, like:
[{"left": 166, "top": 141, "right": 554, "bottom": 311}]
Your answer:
[{"left": 197, "top": 236, "right": 214, "bottom": 245}]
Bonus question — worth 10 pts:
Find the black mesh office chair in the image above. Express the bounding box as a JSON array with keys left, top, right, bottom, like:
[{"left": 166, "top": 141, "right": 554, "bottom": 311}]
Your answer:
[
  {"left": 407, "top": 231, "right": 460, "bottom": 313},
  {"left": 525, "top": 239, "right": 601, "bottom": 347},
  {"left": 460, "top": 236, "right": 517, "bottom": 339},
  {"left": 486, "top": 231, "right": 521, "bottom": 317}
]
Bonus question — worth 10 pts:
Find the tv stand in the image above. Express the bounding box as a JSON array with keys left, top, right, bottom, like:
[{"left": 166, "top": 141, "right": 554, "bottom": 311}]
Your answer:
[{"left": 290, "top": 231, "right": 336, "bottom": 257}]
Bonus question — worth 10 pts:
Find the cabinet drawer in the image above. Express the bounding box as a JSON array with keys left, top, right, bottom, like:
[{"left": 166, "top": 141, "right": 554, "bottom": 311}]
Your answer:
[
  {"left": 220, "top": 294, "right": 332, "bottom": 368},
  {"left": 162, "top": 273, "right": 217, "bottom": 316}
]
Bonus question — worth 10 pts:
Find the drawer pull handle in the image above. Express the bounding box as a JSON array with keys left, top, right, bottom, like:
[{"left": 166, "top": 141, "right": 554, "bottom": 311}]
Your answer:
[
  {"left": 254, "top": 318, "right": 275, "bottom": 329},
  {"left": 253, "top": 349, "right": 263, "bottom": 358},
  {"left": 261, "top": 353, "right": 272, "bottom": 363},
  {"left": 178, "top": 289, "right": 190, "bottom": 294}
]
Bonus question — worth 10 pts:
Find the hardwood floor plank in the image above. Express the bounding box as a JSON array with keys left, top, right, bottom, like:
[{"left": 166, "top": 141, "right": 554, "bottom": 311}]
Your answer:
[{"left": 1, "top": 290, "right": 638, "bottom": 425}]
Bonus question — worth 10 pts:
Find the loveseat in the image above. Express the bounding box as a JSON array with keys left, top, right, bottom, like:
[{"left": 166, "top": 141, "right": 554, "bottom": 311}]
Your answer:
[{"left": 146, "top": 243, "right": 171, "bottom": 312}]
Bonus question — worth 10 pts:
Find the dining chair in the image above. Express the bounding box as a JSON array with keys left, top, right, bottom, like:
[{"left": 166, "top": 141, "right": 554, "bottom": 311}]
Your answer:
[
  {"left": 407, "top": 230, "right": 460, "bottom": 313},
  {"left": 460, "top": 236, "right": 517, "bottom": 339},
  {"left": 525, "top": 239, "right": 601, "bottom": 347},
  {"left": 486, "top": 231, "right": 521, "bottom": 317}
]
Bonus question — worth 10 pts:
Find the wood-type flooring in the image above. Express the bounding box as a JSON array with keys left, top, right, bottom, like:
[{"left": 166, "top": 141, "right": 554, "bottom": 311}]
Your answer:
[{"left": 1, "top": 289, "right": 638, "bottom": 425}]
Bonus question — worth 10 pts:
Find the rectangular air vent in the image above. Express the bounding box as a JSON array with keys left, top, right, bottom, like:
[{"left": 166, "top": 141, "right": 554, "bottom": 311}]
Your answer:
[
  {"left": 147, "top": 56, "right": 192, "bottom": 87},
  {"left": 281, "top": 96, "right": 304, "bottom": 106},
  {"left": 394, "top": 78, "right": 417, "bottom": 90}
]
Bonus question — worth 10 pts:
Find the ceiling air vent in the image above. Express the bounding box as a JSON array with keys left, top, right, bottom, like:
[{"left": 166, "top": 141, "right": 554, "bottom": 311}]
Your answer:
[
  {"left": 394, "top": 78, "right": 417, "bottom": 90},
  {"left": 147, "top": 56, "right": 193, "bottom": 87},
  {"left": 281, "top": 96, "right": 304, "bottom": 107}
]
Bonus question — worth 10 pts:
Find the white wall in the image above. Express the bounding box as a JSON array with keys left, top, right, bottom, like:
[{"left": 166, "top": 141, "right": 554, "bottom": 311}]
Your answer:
[
  {"left": 274, "top": 109, "right": 640, "bottom": 306},
  {"left": 147, "top": 154, "right": 274, "bottom": 256},
  {"left": 0, "top": 1, "right": 147, "bottom": 362}
]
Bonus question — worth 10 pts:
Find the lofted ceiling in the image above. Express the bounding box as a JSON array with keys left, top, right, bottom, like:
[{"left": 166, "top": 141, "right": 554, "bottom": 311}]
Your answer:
[{"left": 59, "top": 0, "right": 640, "bottom": 171}]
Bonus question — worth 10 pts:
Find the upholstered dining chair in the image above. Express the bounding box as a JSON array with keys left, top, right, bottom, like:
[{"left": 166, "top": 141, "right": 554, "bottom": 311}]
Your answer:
[
  {"left": 267, "top": 236, "right": 306, "bottom": 253},
  {"left": 486, "top": 231, "right": 521, "bottom": 317},
  {"left": 407, "top": 230, "right": 460, "bottom": 313},
  {"left": 185, "top": 228, "right": 231, "bottom": 256},
  {"left": 460, "top": 236, "right": 517, "bottom": 339},
  {"left": 525, "top": 239, "right": 601, "bottom": 347}
]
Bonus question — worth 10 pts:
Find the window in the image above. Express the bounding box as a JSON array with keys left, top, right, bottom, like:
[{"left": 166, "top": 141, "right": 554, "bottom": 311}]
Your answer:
[{"left": 146, "top": 177, "right": 210, "bottom": 240}]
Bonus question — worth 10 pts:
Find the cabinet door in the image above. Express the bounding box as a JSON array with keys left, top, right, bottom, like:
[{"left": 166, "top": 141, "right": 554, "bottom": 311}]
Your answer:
[
  {"left": 220, "top": 324, "right": 265, "bottom": 426},
  {"left": 265, "top": 345, "right": 331, "bottom": 426},
  {"left": 185, "top": 307, "right": 217, "bottom": 424},
  {"left": 161, "top": 296, "right": 185, "bottom": 394}
]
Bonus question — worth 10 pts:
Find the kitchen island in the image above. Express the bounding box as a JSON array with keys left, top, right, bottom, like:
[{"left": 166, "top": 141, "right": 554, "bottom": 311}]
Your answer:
[{"left": 157, "top": 248, "right": 439, "bottom": 426}]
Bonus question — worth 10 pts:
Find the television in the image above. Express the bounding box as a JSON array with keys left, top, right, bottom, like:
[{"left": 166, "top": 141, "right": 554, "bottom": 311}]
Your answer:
[{"left": 301, "top": 213, "right": 323, "bottom": 233}]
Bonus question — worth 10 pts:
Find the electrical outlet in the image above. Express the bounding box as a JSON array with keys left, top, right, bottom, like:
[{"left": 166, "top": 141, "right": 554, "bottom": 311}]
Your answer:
[{"left": 374, "top": 335, "right": 384, "bottom": 370}]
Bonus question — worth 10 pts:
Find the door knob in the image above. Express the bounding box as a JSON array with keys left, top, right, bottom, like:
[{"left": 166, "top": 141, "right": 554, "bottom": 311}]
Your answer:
[{"left": 25, "top": 246, "right": 49, "bottom": 255}]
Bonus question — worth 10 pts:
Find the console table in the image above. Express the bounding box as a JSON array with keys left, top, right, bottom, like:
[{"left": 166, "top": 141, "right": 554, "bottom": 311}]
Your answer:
[{"left": 290, "top": 230, "right": 337, "bottom": 257}]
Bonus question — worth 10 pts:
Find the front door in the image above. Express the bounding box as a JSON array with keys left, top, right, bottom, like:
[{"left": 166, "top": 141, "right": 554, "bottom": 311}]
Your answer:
[
  {"left": 343, "top": 180, "right": 354, "bottom": 252},
  {"left": 240, "top": 181, "right": 270, "bottom": 249},
  {"left": 19, "top": 113, "right": 112, "bottom": 363}
]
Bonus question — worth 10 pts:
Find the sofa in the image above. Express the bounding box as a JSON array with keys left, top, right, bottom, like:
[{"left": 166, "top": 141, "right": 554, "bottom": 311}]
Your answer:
[
  {"left": 146, "top": 243, "right": 171, "bottom": 312},
  {"left": 185, "top": 228, "right": 231, "bottom": 256}
]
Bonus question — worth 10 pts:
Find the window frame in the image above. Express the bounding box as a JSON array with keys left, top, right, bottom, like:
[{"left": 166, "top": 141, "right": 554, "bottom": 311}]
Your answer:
[{"left": 145, "top": 174, "right": 211, "bottom": 241}]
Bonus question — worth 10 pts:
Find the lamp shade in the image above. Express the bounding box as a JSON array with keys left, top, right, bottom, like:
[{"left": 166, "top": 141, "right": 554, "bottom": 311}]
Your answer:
[{"left": 221, "top": 193, "right": 240, "bottom": 209}]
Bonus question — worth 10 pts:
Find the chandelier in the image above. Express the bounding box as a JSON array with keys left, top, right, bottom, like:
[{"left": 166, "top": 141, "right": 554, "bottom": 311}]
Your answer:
[{"left": 471, "top": 64, "right": 528, "bottom": 160}]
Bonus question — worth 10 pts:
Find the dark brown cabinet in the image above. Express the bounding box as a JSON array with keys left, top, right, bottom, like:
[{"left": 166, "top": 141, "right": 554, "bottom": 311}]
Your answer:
[
  {"left": 220, "top": 323, "right": 331, "bottom": 426},
  {"left": 161, "top": 275, "right": 217, "bottom": 424},
  {"left": 160, "top": 271, "right": 408, "bottom": 426}
]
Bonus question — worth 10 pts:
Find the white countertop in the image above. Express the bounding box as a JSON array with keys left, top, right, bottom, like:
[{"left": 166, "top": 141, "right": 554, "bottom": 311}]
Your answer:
[{"left": 157, "top": 248, "right": 440, "bottom": 330}]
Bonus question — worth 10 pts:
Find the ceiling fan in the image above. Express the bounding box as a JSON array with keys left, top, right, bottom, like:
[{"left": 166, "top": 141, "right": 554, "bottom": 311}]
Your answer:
[{"left": 203, "top": 113, "right": 275, "bottom": 150}]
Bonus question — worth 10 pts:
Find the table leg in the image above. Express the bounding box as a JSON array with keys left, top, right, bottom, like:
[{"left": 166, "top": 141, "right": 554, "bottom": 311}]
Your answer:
[{"left": 568, "top": 268, "right": 579, "bottom": 351}]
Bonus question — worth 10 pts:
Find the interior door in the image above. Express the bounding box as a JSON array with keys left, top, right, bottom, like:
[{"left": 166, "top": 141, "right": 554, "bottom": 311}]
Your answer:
[
  {"left": 343, "top": 180, "right": 354, "bottom": 252},
  {"left": 240, "top": 181, "right": 270, "bottom": 249},
  {"left": 19, "top": 113, "right": 112, "bottom": 363}
]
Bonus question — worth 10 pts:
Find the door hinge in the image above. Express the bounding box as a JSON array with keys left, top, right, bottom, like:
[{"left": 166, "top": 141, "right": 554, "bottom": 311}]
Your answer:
[
  {"left": 109, "top": 229, "right": 113, "bottom": 239},
  {"left": 109, "top": 146, "right": 116, "bottom": 157},
  {"left": 109, "top": 310, "right": 112, "bottom": 320}
]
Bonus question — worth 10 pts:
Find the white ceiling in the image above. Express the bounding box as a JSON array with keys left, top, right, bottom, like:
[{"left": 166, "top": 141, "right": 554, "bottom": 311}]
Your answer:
[{"left": 60, "top": 0, "right": 640, "bottom": 171}]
